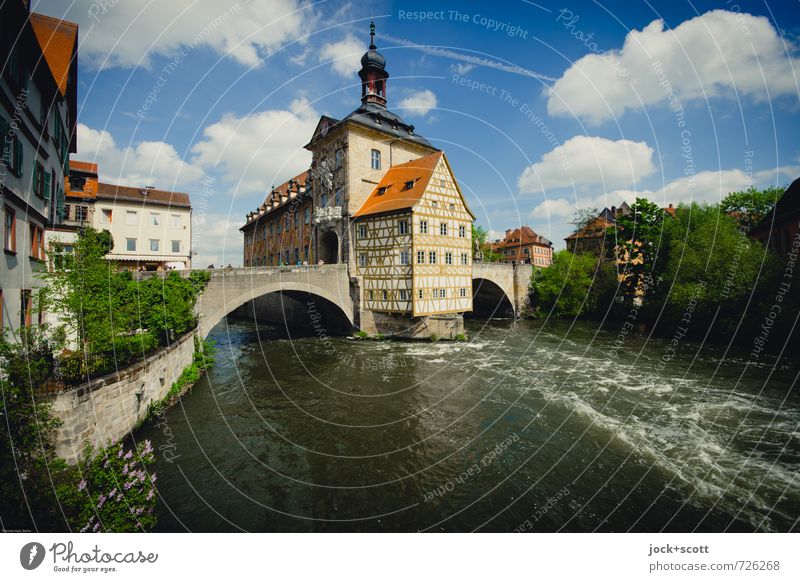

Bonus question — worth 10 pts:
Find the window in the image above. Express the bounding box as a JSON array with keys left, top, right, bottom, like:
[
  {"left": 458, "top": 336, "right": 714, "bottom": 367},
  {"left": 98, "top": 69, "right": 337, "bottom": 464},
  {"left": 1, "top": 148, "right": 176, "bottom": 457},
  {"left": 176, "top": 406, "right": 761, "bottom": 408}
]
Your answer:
[
  {"left": 449, "top": 203, "right": 455, "bottom": 211},
  {"left": 321, "top": 192, "right": 327, "bottom": 207},
  {"left": 377, "top": 186, "right": 387, "bottom": 196},
  {"left": 171, "top": 240, "right": 180, "bottom": 253},
  {"left": 304, "top": 208, "right": 310, "bottom": 224},
  {"left": 71, "top": 176, "right": 86, "bottom": 191},
  {"left": 4, "top": 207, "right": 15, "bottom": 252},
  {"left": 334, "top": 188, "right": 342, "bottom": 207},
  {"left": 32, "top": 161, "right": 45, "bottom": 197},
  {"left": 418, "top": 289, "right": 423, "bottom": 299},
  {"left": 150, "top": 213, "right": 160, "bottom": 226},
  {"left": 171, "top": 214, "right": 181, "bottom": 228},
  {"left": 431, "top": 200, "right": 438, "bottom": 208},
  {"left": 20, "top": 290, "right": 32, "bottom": 328},
  {"left": 125, "top": 210, "right": 138, "bottom": 225},
  {"left": 358, "top": 224, "right": 368, "bottom": 239},
  {"left": 399, "top": 290, "right": 408, "bottom": 301},
  {"left": 459, "top": 225, "right": 466, "bottom": 238},
  {"left": 270, "top": 223, "right": 274, "bottom": 236},
  {"left": 398, "top": 220, "right": 408, "bottom": 235},
  {"left": 75, "top": 206, "right": 88, "bottom": 222},
  {"left": 1, "top": 115, "right": 24, "bottom": 176},
  {"left": 402, "top": 180, "right": 415, "bottom": 191},
  {"left": 461, "top": 253, "right": 468, "bottom": 265},
  {"left": 429, "top": 251, "right": 436, "bottom": 264},
  {"left": 370, "top": 149, "right": 381, "bottom": 170},
  {"left": 441, "top": 289, "right": 446, "bottom": 298},
  {"left": 399, "top": 250, "right": 410, "bottom": 265},
  {"left": 416, "top": 250, "right": 425, "bottom": 264},
  {"left": 440, "top": 222, "right": 447, "bottom": 236},
  {"left": 64, "top": 204, "right": 71, "bottom": 220},
  {"left": 294, "top": 248, "right": 299, "bottom": 263},
  {"left": 126, "top": 238, "right": 137, "bottom": 252},
  {"left": 382, "top": 290, "right": 387, "bottom": 301},
  {"left": 368, "top": 290, "right": 373, "bottom": 301},
  {"left": 335, "top": 148, "right": 343, "bottom": 169},
  {"left": 359, "top": 253, "right": 367, "bottom": 267},
  {"left": 445, "top": 252, "right": 453, "bottom": 265},
  {"left": 150, "top": 239, "right": 160, "bottom": 252},
  {"left": 419, "top": 220, "right": 428, "bottom": 234},
  {"left": 29, "top": 224, "right": 44, "bottom": 260},
  {"left": 524, "top": 248, "right": 530, "bottom": 255},
  {"left": 52, "top": 243, "right": 74, "bottom": 271},
  {"left": 294, "top": 212, "right": 299, "bottom": 228},
  {"left": 101, "top": 208, "right": 112, "bottom": 223}
]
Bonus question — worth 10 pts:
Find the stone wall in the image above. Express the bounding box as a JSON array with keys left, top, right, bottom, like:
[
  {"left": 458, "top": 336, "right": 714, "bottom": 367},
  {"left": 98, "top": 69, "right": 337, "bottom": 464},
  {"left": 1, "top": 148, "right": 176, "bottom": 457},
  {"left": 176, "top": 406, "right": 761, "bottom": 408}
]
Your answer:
[
  {"left": 359, "top": 310, "right": 465, "bottom": 340},
  {"left": 44, "top": 331, "right": 197, "bottom": 464}
]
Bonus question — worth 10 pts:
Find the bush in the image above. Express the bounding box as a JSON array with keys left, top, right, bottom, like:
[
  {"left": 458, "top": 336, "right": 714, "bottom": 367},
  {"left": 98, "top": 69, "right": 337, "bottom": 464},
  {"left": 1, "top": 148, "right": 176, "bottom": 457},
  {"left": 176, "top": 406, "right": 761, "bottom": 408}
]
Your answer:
[{"left": 531, "top": 251, "right": 617, "bottom": 318}]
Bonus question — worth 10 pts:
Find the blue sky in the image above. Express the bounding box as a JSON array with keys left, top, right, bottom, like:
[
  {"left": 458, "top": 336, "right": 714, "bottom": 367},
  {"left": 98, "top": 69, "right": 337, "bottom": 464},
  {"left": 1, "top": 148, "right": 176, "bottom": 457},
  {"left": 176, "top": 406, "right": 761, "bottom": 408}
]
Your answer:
[{"left": 34, "top": 0, "right": 800, "bottom": 265}]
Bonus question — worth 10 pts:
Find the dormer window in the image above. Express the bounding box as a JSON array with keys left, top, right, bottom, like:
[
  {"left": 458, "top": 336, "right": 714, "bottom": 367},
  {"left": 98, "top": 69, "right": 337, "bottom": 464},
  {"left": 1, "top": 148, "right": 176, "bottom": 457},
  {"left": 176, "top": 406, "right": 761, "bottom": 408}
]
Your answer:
[
  {"left": 377, "top": 186, "right": 388, "bottom": 196},
  {"left": 71, "top": 176, "right": 86, "bottom": 191},
  {"left": 402, "top": 180, "right": 415, "bottom": 191}
]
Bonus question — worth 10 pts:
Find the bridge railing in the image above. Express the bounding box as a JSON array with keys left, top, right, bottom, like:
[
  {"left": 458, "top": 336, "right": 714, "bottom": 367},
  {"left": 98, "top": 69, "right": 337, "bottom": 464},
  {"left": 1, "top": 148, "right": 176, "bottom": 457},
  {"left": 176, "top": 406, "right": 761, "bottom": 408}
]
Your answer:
[{"left": 133, "top": 263, "right": 348, "bottom": 281}]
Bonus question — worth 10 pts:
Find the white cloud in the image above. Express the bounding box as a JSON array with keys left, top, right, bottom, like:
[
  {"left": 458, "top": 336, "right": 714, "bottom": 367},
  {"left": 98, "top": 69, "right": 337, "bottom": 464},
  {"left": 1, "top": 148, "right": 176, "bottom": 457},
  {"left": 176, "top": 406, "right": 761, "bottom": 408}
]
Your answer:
[
  {"left": 190, "top": 98, "right": 317, "bottom": 196},
  {"left": 451, "top": 63, "right": 475, "bottom": 75},
  {"left": 191, "top": 212, "right": 243, "bottom": 267},
  {"left": 530, "top": 166, "right": 798, "bottom": 224},
  {"left": 35, "top": 0, "right": 315, "bottom": 69},
  {"left": 517, "top": 136, "right": 656, "bottom": 194},
  {"left": 319, "top": 34, "right": 364, "bottom": 78},
  {"left": 397, "top": 90, "right": 438, "bottom": 117},
  {"left": 547, "top": 10, "right": 800, "bottom": 124},
  {"left": 75, "top": 123, "right": 205, "bottom": 189}
]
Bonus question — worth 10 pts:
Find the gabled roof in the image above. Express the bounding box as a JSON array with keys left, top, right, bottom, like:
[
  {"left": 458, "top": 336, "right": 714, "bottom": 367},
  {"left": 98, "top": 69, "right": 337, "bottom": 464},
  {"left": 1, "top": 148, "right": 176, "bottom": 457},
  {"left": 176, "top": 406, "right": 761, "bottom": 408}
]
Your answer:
[
  {"left": 241, "top": 170, "right": 309, "bottom": 229},
  {"left": 352, "top": 152, "right": 443, "bottom": 217},
  {"left": 96, "top": 183, "right": 191, "bottom": 208},
  {"left": 29, "top": 12, "right": 78, "bottom": 97},
  {"left": 494, "top": 226, "right": 552, "bottom": 248}
]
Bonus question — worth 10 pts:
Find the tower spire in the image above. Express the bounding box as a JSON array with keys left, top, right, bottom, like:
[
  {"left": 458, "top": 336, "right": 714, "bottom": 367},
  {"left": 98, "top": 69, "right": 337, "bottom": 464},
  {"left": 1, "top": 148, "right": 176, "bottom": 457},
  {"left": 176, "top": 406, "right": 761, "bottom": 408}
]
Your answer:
[
  {"left": 369, "top": 20, "right": 376, "bottom": 50},
  {"left": 358, "top": 20, "right": 389, "bottom": 108}
]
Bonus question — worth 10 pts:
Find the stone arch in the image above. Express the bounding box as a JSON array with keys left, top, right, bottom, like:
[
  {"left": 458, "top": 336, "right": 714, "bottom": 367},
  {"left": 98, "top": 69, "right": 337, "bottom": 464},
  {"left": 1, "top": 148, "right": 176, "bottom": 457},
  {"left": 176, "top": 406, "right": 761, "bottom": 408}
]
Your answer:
[
  {"left": 470, "top": 277, "right": 515, "bottom": 318},
  {"left": 198, "top": 279, "right": 354, "bottom": 338}
]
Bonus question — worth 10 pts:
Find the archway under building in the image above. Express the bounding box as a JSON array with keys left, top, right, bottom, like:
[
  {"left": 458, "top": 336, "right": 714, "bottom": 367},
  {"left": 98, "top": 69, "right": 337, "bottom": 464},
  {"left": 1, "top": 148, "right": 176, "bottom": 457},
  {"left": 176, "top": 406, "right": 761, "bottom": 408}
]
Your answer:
[{"left": 318, "top": 230, "right": 339, "bottom": 264}]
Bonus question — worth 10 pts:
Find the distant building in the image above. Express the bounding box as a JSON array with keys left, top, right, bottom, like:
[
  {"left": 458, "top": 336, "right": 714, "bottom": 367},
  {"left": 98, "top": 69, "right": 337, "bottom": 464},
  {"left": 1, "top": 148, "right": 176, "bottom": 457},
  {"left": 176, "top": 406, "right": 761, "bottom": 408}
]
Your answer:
[
  {"left": 1, "top": 2, "right": 77, "bottom": 337},
  {"left": 491, "top": 226, "right": 553, "bottom": 266},
  {"left": 749, "top": 178, "right": 799, "bottom": 255},
  {"left": 240, "top": 171, "right": 312, "bottom": 266},
  {"left": 48, "top": 161, "right": 193, "bottom": 271}
]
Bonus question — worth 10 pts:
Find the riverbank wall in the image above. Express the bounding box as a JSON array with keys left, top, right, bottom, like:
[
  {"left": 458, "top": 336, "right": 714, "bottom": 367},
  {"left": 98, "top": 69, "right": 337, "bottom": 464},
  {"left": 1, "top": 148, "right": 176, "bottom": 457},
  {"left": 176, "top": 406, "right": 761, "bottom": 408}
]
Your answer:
[{"left": 41, "top": 331, "right": 198, "bottom": 464}]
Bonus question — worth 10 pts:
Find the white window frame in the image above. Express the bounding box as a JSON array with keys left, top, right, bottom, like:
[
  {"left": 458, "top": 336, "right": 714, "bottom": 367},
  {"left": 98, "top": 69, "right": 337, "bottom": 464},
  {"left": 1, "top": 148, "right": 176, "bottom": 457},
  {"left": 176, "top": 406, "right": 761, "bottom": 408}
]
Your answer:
[
  {"left": 125, "top": 210, "right": 137, "bottom": 226},
  {"left": 126, "top": 238, "right": 137, "bottom": 252},
  {"left": 149, "top": 239, "right": 160, "bottom": 252}
]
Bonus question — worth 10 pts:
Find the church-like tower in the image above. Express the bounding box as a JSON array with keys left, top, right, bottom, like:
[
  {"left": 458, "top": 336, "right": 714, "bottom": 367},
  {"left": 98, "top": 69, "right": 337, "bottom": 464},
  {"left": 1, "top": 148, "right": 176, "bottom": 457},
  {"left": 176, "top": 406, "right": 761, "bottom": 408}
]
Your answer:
[{"left": 358, "top": 21, "right": 389, "bottom": 107}]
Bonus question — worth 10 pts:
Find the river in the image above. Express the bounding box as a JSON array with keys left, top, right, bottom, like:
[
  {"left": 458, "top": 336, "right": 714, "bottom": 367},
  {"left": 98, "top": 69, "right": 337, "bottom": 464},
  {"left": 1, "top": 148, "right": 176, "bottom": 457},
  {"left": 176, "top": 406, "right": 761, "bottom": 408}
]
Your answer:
[{"left": 136, "top": 317, "right": 800, "bottom": 532}]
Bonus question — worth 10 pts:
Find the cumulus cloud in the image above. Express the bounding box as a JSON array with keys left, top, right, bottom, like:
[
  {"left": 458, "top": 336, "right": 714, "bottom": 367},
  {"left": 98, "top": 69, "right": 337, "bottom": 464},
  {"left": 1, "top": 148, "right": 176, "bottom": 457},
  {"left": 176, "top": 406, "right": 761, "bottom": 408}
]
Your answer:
[
  {"left": 530, "top": 167, "right": 797, "bottom": 222},
  {"left": 319, "top": 34, "right": 364, "bottom": 78},
  {"left": 191, "top": 211, "right": 243, "bottom": 267},
  {"left": 397, "top": 90, "right": 438, "bottom": 117},
  {"left": 190, "top": 98, "right": 317, "bottom": 196},
  {"left": 517, "top": 136, "right": 656, "bottom": 194},
  {"left": 547, "top": 10, "right": 800, "bottom": 124},
  {"left": 75, "top": 123, "right": 205, "bottom": 189},
  {"left": 35, "top": 0, "right": 315, "bottom": 69}
]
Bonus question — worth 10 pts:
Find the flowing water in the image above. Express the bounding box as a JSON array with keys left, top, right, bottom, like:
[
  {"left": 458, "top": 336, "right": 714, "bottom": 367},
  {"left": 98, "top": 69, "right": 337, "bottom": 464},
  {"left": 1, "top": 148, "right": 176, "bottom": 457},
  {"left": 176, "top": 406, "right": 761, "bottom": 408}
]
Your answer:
[{"left": 136, "top": 318, "right": 800, "bottom": 532}]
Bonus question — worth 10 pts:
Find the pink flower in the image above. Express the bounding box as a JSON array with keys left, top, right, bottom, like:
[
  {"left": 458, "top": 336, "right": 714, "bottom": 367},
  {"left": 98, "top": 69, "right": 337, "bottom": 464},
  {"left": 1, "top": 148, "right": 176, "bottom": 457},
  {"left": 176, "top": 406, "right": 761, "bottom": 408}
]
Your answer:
[
  {"left": 122, "top": 463, "right": 129, "bottom": 475},
  {"left": 117, "top": 448, "right": 123, "bottom": 458},
  {"left": 146, "top": 489, "right": 154, "bottom": 500},
  {"left": 108, "top": 488, "right": 117, "bottom": 497},
  {"left": 124, "top": 450, "right": 133, "bottom": 460},
  {"left": 92, "top": 522, "right": 100, "bottom": 532},
  {"left": 77, "top": 479, "right": 87, "bottom": 492}
]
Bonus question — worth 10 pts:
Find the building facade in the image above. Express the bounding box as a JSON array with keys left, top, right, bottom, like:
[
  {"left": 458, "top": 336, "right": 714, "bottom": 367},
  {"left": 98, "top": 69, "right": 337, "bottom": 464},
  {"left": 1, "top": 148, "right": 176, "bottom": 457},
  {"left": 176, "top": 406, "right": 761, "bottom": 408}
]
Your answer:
[
  {"left": 48, "top": 161, "right": 193, "bottom": 271},
  {"left": 749, "top": 177, "right": 800, "bottom": 255},
  {"left": 491, "top": 226, "right": 553, "bottom": 267},
  {"left": 1, "top": 2, "right": 77, "bottom": 338},
  {"left": 241, "top": 22, "right": 475, "bottom": 333}
]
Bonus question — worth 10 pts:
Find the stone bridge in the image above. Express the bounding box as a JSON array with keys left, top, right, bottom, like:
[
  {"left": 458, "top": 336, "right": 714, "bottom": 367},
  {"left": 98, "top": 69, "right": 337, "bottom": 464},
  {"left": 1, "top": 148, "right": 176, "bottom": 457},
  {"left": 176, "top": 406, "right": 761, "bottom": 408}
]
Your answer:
[{"left": 192, "top": 261, "right": 532, "bottom": 338}]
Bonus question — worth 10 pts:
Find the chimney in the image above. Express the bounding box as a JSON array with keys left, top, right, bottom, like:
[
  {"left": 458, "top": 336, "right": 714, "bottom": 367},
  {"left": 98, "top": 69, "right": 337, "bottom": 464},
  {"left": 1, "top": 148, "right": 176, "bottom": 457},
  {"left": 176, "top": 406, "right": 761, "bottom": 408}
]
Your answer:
[
  {"left": 611, "top": 205, "right": 616, "bottom": 216},
  {"left": 505, "top": 229, "right": 512, "bottom": 238}
]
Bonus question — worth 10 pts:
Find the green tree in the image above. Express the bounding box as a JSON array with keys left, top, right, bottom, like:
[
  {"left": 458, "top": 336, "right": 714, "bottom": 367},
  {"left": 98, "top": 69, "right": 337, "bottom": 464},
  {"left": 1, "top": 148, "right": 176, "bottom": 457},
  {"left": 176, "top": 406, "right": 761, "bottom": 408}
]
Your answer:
[
  {"left": 721, "top": 186, "right": 783, "bottom": 231},
  {"left": 607, "top": 197, "right": 666, "bottom": 300},
  {"left": 570, "top": 206, "right": 599, "bottom": 232},
  {"left": 531, "top": 250, "right": 616, "bottom": 318},
  {"left": 472, "top": 224, "right": 502, "bottom": 262}
]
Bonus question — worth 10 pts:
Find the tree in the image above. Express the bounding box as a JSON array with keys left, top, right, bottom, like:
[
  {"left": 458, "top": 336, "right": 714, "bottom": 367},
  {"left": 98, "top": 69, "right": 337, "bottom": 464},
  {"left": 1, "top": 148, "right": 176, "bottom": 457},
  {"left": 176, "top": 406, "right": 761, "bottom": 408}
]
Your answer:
[
  {"left": 721, "top": 186, "right": 783, "bottom": 231},
  {"left": 531, "top": 250, "right": 617, "bottom": 318},
  {"left": 570, "top": 206, "right": 599, "bottom": 232},
  {"left": 607, "top": 197, "right": 666, "bottom": 300},
  {"left": 471, "top": 224, "right": 502, "bottom": 262}
]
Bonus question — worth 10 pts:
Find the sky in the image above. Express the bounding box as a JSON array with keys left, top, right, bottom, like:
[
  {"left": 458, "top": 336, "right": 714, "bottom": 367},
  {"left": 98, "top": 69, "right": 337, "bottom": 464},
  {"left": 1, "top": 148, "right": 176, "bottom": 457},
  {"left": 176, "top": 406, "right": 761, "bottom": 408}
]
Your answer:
[{"left": 33, "top": 0, "right": 800, "bottom": 266}]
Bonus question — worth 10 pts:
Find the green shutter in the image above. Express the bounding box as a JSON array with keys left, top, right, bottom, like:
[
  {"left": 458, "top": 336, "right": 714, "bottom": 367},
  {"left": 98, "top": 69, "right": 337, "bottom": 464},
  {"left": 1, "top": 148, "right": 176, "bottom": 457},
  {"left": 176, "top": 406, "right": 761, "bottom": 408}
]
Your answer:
[
  {"left": 14, "top": 138, "right": 23, "bottom": 175},
  {"left": 43, "top": 170, "right": 51, "bottom": 201}
]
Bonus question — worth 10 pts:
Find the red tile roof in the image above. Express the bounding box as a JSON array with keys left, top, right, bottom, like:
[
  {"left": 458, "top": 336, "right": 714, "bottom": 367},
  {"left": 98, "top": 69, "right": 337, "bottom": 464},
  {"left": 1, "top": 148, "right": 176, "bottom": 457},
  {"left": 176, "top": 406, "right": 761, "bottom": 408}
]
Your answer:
[
  {"left": 242, "top": 171, "right": 310, "bottom": 227},
  {"left": 96, "top": 183, "right": 191, "bottom": 208},
  {"left": 352, "top": 152, "right": 443, "bottom": 217},
  {"left": 29, "top": 12, "right": 78, "bottom": 97}
]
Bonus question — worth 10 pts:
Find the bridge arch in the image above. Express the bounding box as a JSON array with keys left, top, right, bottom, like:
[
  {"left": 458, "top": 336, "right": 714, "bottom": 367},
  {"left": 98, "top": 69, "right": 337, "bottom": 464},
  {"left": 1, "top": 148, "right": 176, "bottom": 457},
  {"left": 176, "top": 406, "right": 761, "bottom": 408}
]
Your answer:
[
  {"left": 196, "top": 267, "right": 354, "bottom": 338},
  {"left": 471, "top": 277, "right": 515, "bottom": 318}
]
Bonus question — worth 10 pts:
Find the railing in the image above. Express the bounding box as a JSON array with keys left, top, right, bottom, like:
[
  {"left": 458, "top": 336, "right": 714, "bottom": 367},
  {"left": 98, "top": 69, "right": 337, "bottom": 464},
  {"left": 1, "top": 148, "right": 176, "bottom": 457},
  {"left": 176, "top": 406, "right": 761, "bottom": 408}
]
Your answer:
[{"left": 133, "top": 263, "right": 348, "bottom": 281}]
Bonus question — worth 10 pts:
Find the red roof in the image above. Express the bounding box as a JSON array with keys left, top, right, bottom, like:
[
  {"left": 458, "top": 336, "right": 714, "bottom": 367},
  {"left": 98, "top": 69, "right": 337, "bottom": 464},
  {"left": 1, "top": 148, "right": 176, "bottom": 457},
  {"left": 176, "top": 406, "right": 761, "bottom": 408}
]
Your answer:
[
  {"left": 29, "top": 12, "right": 78, "bottom": 97},
  {"left": 69, "top": 160, "right": 98, "bottom": 175},
  {"left": 96, "top": 183, "right": 191, "bottom": 208},
  {"left": 352, "top": 152, "right": 443, "bottom": 217}
]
